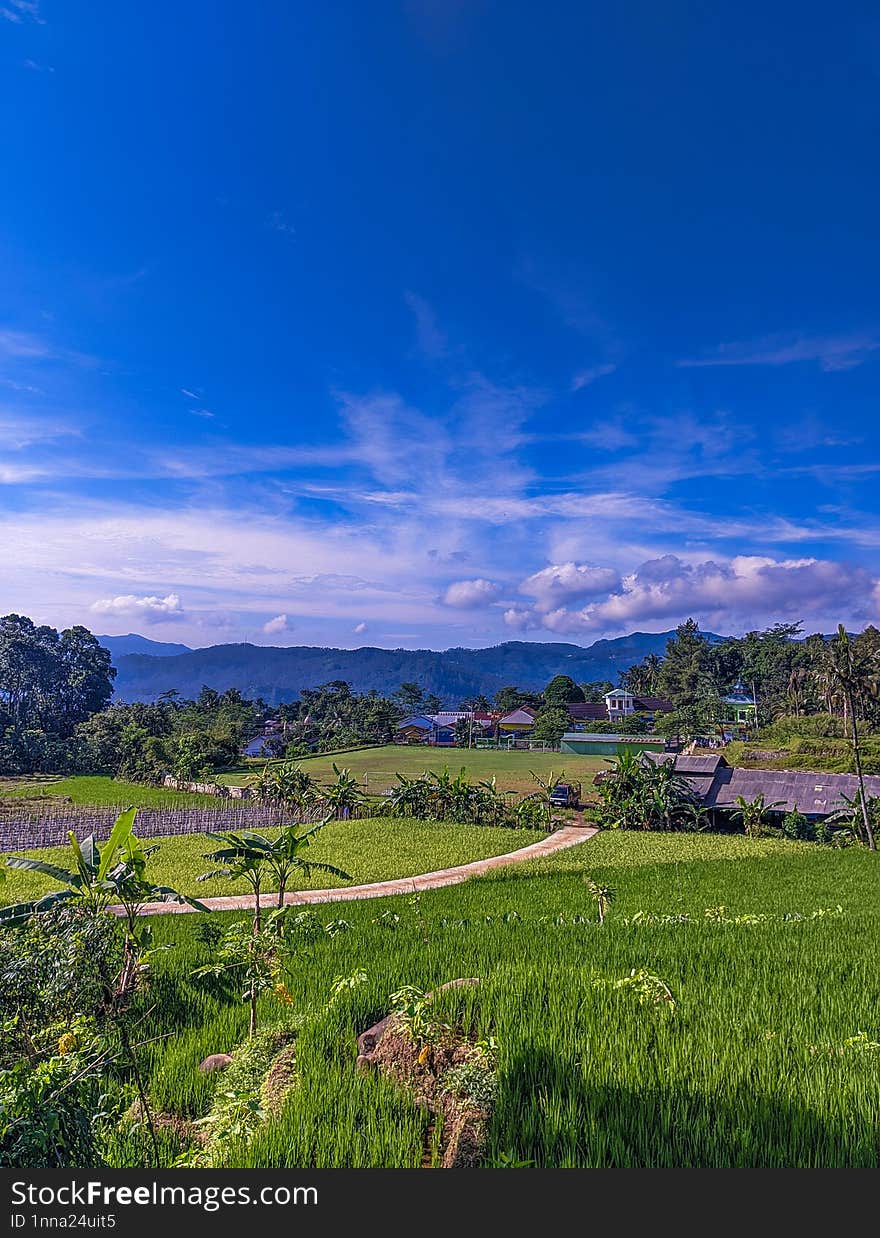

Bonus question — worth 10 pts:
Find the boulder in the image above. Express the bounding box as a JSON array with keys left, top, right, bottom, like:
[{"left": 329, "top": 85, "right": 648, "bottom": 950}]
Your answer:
[{"left": 198, "top": 1053, "right": 233, "bottom": 1073}]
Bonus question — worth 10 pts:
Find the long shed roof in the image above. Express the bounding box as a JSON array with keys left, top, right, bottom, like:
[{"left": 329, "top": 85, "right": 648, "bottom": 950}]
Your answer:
[{"left": 702, "top": 767, "right": 880, "bottom": 815}]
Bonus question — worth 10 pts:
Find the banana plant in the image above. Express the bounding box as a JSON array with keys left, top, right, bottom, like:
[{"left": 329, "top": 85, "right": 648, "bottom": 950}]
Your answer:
[
  {"left": 200, "top": 819, "right": 352, "bottom": 913},
  {"left": 250, "top": 761, "right": 315, "bottom": 812},
  {"left": 1, "top": 808, "right": 207, "bottom": 1169},
  {"left": 1, "top": 808, "right": 207, "bottom": 933},
  {"left": 732, "top": 794, "right": 784, "bottom": 839},
  {"left": 318, "top": 764, "right": 365, "bottom": 819}
]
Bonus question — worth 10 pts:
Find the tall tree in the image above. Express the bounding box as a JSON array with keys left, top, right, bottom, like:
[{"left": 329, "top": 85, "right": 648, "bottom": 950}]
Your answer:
[
  {"left": 543, "top": 675, "right": 586, "bottom": 706},
  {"left": 658, "top": 619, "right": 718, "bottom": 740}
]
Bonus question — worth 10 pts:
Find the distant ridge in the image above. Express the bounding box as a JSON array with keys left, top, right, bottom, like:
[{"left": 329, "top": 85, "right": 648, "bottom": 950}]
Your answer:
[
  {"left": 108, "top": 630, "right": 725, "bottom": 705},
  {"left": 97, "top": 633, "right": 193, "bottom": 659}
]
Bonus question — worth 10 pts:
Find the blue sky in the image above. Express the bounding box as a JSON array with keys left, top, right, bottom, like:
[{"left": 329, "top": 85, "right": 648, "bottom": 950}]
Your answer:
[{"left": 2, "top": 1, "right": 880, "bottom": 650}]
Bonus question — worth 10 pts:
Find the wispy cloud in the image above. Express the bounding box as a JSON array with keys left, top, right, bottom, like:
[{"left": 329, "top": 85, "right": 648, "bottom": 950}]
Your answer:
[
  {"left": 571, "top": 363, "right": 616, "bottom": 391},
  {"left": 1, "top": 1, "right": 44, "bottom": 23},
  {"left": 0, "top": 412, "right": 78, "bottom": 451},
  {"left": 0, "top": 329, "right": 52, "bottom": 359},
  {"left": 404, "top": 291, "right": 447, "bottom": 358},
  {"left": 23, "top": 58, "right": 53, "bottom": 71},
  {"left": 267, "top": 210, "right": 295, "bottom": 237},
  {"left": 678, "top": 331, "right": 880, "bottom": 372},
  {"left": 0, "top": 327, "right": 97, "bottom": 367}
]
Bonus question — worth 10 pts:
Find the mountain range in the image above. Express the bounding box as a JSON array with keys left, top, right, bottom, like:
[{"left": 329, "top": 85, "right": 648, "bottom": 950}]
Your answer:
[{"left": 99, "top": 630, "right": 724, "bottom": 706}]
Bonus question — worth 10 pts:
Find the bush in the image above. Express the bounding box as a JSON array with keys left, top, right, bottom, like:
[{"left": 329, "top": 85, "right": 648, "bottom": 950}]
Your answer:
[
  {"left": 0, "top": 1055, "right": 104, "bottom": 1168},
  {"left": 781, "top": 810, "right": 816, "bottom": 843}
]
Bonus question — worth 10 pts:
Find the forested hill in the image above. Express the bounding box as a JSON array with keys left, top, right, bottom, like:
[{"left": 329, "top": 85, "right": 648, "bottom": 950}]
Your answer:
[{"left": 109, "top": 631, "right": 723, "bottom": 705}]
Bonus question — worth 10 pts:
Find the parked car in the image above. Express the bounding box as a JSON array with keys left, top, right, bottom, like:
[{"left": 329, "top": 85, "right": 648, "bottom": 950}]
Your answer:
[{"left": 549, "top": 781, "right": 580, "bottom": 808}]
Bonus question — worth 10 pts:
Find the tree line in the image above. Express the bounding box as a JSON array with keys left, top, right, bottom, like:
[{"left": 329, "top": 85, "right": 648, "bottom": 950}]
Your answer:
[{"left": 628, "top": 618, "right": 880, "bottom": 740}]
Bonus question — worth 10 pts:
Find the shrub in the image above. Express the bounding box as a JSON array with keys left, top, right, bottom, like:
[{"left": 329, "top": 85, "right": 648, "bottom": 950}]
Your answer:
[{"left": 781, "top": 810, "right": 816, "bottom": 843}]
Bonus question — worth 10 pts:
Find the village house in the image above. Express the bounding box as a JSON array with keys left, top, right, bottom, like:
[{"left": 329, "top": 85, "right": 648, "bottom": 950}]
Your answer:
[
  {"left": 394, "top": 711, "right": 497, "bottom": 746},
  {"left": 720, "top": 682, "right": 758, "bottom": 739},
  {"left": 602, "top": 689, "right": 673, "bottom": 724}
]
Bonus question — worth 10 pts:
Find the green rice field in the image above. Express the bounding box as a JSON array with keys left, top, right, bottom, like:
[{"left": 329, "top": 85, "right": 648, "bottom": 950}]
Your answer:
[
  {"left": 0, "top": 817, "right": 545, "bottom": 903},
  {"left": 111, "top": 832, "right": 879, "bottom": 1168},
  {"left": 0, "top": 774, "right": 218, "bottom": 809}
]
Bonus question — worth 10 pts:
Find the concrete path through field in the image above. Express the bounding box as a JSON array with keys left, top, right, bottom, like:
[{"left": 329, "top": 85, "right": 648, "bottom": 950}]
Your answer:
[{"left": 127, "top": 819, "right": 597, "bottom": 917}]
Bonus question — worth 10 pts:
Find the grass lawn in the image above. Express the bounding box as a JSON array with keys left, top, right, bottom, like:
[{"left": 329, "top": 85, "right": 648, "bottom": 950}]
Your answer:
[
  {"left": 0, "top": 775, "right": 219, "bottom": 809},
  {"left": 124, "top": 831, "right": 879, "bottom": 1168},
  {"left": 0, "top": 817, "right": 545, "bottom": 903},
  {"left": 218, "top": 744, "right": 607, "bottom": 798}
]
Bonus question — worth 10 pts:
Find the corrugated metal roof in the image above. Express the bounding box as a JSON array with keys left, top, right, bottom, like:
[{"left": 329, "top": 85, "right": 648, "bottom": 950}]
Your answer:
[
  {"left": 703, "top": 767, "right": 880, "bottom": 815},
  {"left": 395, "top": 715, "right": 434, "bottom": 729},
  {"left": 632, "top": 696, "right": 673, "bottom": 712},
  {"left": 645, "top": 753, "right": 728, "bottom": 776},
  {"left": 499, "top": 707, "right": 537, "bottom": 724},
  {"left": 561, "top": 733, "right": 665, "bottom": 745},
  {"left": 567, "top": 702, "right": 608, "bottom": 720}
]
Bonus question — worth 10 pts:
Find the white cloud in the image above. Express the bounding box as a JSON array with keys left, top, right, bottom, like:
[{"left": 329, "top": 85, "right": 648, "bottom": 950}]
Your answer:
[
  {"left": 571, "top": 363, "right": 616, "bottom": 391},
  {"left": 519, "top": 561, "right": 621, "bottom": 612},
  {"left": 91, "top": 592, "right": 184, "bottom": 623},
  {"left": 530, "top": 555, "right": 880, "bottom": 634},
  {"left": 0, "top": 329, "right": 51, "bottom": 358},
  {"left": 354, "top": 621, "right": 367, "bottom": 634},
  {"left": 404, "top": 291, "right": 447, "bottom": 359},
  {"left": 678, "top": 332, "right": 880, "bottom": 372},
  {"left": 1, "top": 1, "right": 43, "bottom": 23},
  {"left": 503, "top": 607, "right": 537, "bottom": 631},
  {"left": 441, "top": 579, "right": 502, "bottom": 608},
  {"left": 263, "top": 613, "right": 292, "bottom": 635}
]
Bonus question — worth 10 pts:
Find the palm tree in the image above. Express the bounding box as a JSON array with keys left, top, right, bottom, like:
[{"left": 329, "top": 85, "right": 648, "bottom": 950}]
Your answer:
[
  {"left": 826, "top": 626, "right": 876, "bottom": 850},
  {"left": 584, "top": 876, "right": 616, "bottom": 924}
]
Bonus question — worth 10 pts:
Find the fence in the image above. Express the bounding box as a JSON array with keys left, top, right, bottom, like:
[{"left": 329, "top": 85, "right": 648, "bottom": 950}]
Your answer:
[{"left": 0, "top": 800, "right": 367, "bottom": 852}]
